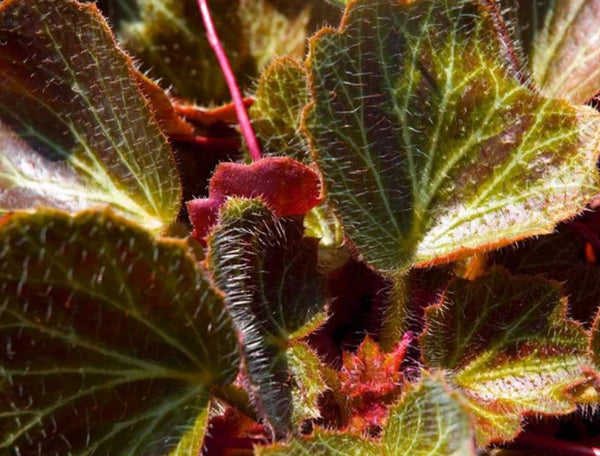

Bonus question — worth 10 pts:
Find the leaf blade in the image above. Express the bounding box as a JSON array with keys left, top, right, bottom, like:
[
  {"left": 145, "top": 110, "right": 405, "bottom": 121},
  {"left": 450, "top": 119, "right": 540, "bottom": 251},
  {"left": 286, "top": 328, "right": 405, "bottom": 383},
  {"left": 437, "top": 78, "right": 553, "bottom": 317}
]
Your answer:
[
  {"left": 0, "top": 0, "right": 180, "bottom": 232},
  {"left": 304, "top": 0, "right": 600, "bottom": 272},
  {"left": 0, "top": 209, "right": 239, "bottom": 454}
]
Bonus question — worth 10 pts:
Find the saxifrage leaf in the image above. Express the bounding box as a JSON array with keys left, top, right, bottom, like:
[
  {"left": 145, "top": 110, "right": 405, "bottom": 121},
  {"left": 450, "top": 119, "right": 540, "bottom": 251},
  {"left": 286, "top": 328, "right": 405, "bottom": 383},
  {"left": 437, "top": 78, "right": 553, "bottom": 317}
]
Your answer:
[
  {"left": 251, "top": 57, "right": 311, "bottom": 162},
  {"left": 256, "top": 373, "right": 476, "bottom": 456},
  {"left": 421, "top": 267, "right": 593, "bottom": 445},
  {"left": 528, "top": 0, "right": 600, "bottom": 103},
  {"left": 207, "top": 198, "right": 326, "bottom": 435},
  {"left": 304, "top": 0, "right": 600, "bottom": 272},
  {"left": 492, "top": 209, "right": 600, "bottom": 326},
  {"left": 0, "top": 0, "right": 180, "bottom": 233},
  {"left": 0, "top": 209, "right": 239, "bottom": 455},
  {"left": 187, "top": 157, "right": 322, "bottom": 243}
]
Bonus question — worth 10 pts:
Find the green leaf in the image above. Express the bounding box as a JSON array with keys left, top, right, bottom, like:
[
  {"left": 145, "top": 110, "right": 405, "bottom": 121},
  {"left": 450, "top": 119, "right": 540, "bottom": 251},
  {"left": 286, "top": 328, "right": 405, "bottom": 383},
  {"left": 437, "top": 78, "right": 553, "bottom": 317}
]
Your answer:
[
  {"left": 240, "top": 0, "right": 311, "bottom": 71},
  {"left": 256, "top": 373, "right": 476, "bottom": 456},
  {"left": 251, "top": 57, "right": 311, "bottom": 162},
  {"left": 287, "top": 342, "right": 328, "bottom": 426},
  {"left": 0, "top": 0, "right": 180, "bottom": 233},
  {"left": 381, "top": 374, "right": 476, "bottom": 456},
  {"left": 421, "top": 268, "right": 592, "bottom": 445},
  {"left": 492, "top": 217, "right": 600, "bottom": 326},
  {"left": 0, "top": 209, "right": 239, "bottom": 455},
  {"left": 528, "top": 0, "right": 600, "bottom": 103},
  {"left": 304, "top": 0, "right": 600, "bottom": 272},
  {"left": 207, "top": 198, "right": 326, "bottom": 435}
]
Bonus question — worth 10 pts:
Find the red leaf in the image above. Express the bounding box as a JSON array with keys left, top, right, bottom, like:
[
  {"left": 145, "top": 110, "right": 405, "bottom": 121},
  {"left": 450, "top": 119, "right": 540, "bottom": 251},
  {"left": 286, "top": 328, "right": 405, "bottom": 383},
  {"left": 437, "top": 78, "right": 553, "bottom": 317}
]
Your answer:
[
  {"left": 338, "top": 333, "right": 412, "bottom": 433},
  {"left": 187, "top": 157, "right": 322, "bottom": 243}
]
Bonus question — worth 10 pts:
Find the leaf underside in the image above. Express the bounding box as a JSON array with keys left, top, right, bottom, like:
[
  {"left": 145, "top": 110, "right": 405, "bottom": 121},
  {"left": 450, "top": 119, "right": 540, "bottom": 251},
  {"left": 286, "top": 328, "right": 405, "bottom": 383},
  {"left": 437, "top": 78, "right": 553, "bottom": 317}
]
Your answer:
[
  {"left": 304, "top": 0, "right": 600, "bottom": 272},
  {"left": 207, "top": 198, "right": 326, "bottom": 435},
  {"left": 0, "top": 0, "right": 180, "bottom": 232},
  {"left": 421, "top": 268, "right": 592, "bottom": 445},
  {"left": 0, "top": 209, "right": 239, "bottom": 455}
]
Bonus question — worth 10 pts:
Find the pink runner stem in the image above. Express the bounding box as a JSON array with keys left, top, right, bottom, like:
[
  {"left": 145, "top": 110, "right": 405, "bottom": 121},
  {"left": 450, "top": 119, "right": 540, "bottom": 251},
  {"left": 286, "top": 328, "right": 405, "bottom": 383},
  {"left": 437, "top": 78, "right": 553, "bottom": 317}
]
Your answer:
[{"left": 197, "top": 0, "right": 262, "bottom": 161}]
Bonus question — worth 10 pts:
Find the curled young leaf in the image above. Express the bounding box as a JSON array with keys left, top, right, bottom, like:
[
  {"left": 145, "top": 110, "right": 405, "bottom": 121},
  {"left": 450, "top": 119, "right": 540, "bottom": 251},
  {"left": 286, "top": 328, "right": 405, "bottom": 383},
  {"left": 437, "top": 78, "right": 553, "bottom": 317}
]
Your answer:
[
  {"left": 187, "top": 157, "right": 322, "bottom": 243},
  {"left": 207, "top": 198, "right": 326, "bottom": 435}
]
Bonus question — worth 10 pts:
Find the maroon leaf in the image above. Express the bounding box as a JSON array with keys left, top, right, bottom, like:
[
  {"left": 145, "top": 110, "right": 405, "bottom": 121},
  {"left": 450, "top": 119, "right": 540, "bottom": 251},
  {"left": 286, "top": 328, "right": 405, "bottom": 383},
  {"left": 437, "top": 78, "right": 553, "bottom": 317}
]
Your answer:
[{"left": 187, "top": 157, "right": 322, "bottom": 242}]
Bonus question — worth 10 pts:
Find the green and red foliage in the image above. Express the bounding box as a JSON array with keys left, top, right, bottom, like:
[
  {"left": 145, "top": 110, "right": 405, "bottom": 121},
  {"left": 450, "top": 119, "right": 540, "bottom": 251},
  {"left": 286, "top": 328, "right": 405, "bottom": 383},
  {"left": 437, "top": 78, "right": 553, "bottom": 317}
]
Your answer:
[{"left": 3, "top": 0, "right": 600, "bottom": 455}]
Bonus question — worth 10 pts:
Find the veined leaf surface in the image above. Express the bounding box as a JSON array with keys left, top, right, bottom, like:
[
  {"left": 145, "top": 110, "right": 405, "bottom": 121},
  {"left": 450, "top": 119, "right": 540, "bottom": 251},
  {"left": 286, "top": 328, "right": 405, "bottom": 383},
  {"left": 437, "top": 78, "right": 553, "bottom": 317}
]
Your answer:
[
  {"left": 251, "top": 57, "right": 311, "bottom": 161},
  {"left": 0, "top": 0, "right": 180, "bottom": 232},
  {"left": 421, "top": 268, "right": 592, "bottom": 445},
  {"left": 304, "top": 0, "right": 600, "bottom": 272},
  {"left": 0, "top": 209, "right": 239, "bottom": 455},
  {"left": 529, "top": 0, "right": 600, "bottom": 103},
  {"left": 256, "top": 374, "right": 476, "bottom": 456}
]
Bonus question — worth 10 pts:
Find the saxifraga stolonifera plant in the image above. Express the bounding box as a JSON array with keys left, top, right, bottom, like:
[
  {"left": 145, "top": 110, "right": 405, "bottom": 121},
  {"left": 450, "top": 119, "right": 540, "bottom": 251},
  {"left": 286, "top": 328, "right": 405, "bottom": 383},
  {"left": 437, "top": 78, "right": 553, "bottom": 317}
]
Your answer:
[{"left": 3, "top": 0, "right": 600, "bottom": 454}]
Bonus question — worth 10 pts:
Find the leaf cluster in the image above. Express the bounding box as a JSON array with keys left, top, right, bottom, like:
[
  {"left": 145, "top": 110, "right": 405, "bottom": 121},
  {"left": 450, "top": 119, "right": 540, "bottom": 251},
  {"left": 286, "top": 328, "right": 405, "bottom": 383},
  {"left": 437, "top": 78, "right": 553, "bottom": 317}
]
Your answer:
[{"left": 3, "top": 0, "right": 600, "bottom": 455}]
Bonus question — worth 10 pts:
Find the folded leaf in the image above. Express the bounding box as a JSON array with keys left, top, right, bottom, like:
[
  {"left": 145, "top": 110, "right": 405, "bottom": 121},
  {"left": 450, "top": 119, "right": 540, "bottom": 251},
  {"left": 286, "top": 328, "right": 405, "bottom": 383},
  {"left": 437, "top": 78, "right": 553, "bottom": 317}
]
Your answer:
[
  {"left": 0, "top": 0, "right": 180, "bottom": 233},
  {"left": 187, "top": 157, "right": 322, "bottom": 243},
  {"left": 0, "top": 209, "right": 239, "bottom": 454},
  {"left": 256, "top": 374, "right": 476, "bottom": 456},
  {"left": 421, "top": 268, "right": 592, "bottom": 445},
  {"left": 207, "top": 198, "right": 326, "bottom": 434},
  {"left": 304, "top": 0, "right": 600, "bottom": 272},
  {"left": 529, "top": 0, "right": 600, "bottom": 103}
]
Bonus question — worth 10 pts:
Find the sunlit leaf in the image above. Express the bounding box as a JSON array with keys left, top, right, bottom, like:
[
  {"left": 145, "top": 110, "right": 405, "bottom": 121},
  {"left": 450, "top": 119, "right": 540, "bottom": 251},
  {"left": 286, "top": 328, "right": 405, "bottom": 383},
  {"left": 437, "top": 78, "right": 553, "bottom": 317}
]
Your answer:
[
  {"left": 207, "top": 198, "right": 326, "bottom": 435},
  {"left": 240, "top": 0, "right": 311, "bottom": 71},
  {"left": 0, "top": 209, "right": 239, "bottom": 455},
  {"left": 528, "top": 0, "right": 600, "bottom": 103},
  {"left": 304, "top": 0, "right": 600, "bottom": 272},
  {"left": 251, "top": 57, "right": 311, "bottom": 161},
  {"left": 0, "top": 0, "right": 180, "bottom": 233},
  {"left": 256, "top": 374, "right": 476, "bottom": 456},
  {"left": 421, "top": 268, "right": 592, "bottom": 445},
  {"left": 287, "top": 342, "right": 328, "bottom": 426}
]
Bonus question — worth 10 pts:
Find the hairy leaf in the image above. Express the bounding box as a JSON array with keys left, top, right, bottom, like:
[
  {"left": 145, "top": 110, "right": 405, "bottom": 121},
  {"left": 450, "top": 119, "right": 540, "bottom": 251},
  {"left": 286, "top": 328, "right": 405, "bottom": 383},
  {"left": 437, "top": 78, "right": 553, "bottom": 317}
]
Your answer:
[
  {"left": 207, "top": 198, "right": 326, "bottom": 435},
  {"left": 251, "top": 57, "right": 311, "bottom": 161},
  {"left": 338, "top": 334, "right": 409, "bottom": 433},
  {"left": 421, "top": 268, "right": 592, "bottom": 445},
  {"left": 256, "top": 374, "right": 476, "bottom": 456},
  {"left": 187, "top": 157, "right": 322, "bottom": 243},
  {"left": 287, "top": 342, "right": 328, "bottom": 426},
  {"left": 492, "top": 211, "right": 600, "bottom": 326},
  {"left": 0, "top": 209, "right": 239, "bottom": 455},
  {"left": 304, "top": 0, "right": 600, "bottom": 272},
  {"left": 0, "top": 0, "right": 180, "bottom": 233},
  {"left": 240, "top": 0, "right": 311, "bottom": 71},
  {"left": 529, "top": 0, "right": 600, "bottom": 103}
]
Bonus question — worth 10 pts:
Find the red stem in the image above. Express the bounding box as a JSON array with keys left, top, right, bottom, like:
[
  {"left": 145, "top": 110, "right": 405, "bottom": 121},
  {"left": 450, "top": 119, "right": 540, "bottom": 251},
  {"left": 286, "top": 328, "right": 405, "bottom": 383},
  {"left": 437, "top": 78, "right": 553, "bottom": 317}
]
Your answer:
[
  {"left": 196, "top": 0, "right": 262, "bottom": 161},
  {"left": 520, "top": 433, "right": 600, "bottom": 455}
]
